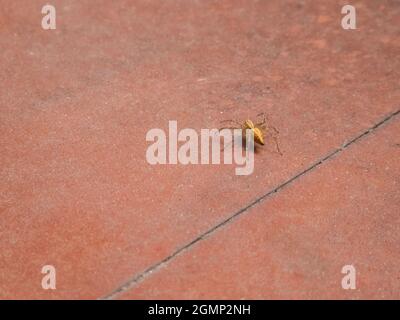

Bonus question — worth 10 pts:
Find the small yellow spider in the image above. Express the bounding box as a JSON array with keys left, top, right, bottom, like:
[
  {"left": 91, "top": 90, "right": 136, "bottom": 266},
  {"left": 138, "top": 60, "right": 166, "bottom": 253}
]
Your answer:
[{"left": 220, "top": 113, "right": 282, "bottom": 155}]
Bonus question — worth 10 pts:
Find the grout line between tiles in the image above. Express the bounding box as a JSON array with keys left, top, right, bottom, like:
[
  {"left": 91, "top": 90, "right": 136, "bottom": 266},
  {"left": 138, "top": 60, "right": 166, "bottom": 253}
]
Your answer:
[{"left": 101, "top": 109, "right": 400, "bottom": 300}]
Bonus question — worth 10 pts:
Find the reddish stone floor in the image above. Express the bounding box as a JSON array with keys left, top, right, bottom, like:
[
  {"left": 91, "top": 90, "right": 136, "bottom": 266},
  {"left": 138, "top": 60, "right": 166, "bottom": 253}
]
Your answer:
[{"left": 0, "top": 0, "right": 399, "bottom": 299}]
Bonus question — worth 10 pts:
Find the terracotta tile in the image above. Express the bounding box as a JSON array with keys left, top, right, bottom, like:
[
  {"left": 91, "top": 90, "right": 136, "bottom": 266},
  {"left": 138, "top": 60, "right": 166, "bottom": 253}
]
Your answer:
[
  {"left": 120, "top": 117, "right": 400, "bottom": 299},
  {"left": 0, "top": 0, "right": 399, "bottom": 298}
]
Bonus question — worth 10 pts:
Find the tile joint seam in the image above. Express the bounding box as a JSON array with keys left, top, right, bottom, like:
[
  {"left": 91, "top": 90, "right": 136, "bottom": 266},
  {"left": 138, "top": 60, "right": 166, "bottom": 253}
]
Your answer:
[{"left": 101, "top": 108, "right": 400, "bottom": 300}]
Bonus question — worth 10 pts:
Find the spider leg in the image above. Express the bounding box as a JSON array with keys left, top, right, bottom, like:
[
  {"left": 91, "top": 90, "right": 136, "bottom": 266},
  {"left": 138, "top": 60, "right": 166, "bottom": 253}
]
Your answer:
[
  {"left": 272, "top": 135, "right": 283, "bottom": 155},
  {"left": 259, "top": 115, "right": 279, "bottom": 134},
  {"left": 257, "top": 124, "right": 266, "bottom": 130},
  {"left": 219, "top": 126, "right": 237, "bottom": 131},
  {"left": 256, "top": 113, "right": 279, "bottom": 134},
  {"left": 256, "top": 112, "right": 266, "bottom": 125},
  {"left": 260, "top": 122, "right": 282, "bottom": 155},
  {"left": 270, "top": 125, "right": 279, "bottom": 134}
]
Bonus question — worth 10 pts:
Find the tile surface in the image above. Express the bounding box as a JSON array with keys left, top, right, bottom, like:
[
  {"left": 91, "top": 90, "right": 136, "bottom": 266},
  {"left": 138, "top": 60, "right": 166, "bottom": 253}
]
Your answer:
[
  {"left": 120, "top": 115, "right": 400, "bottom": 299},
  {"left": 0, "top": 0, "right": 399, "bottom": 298}
]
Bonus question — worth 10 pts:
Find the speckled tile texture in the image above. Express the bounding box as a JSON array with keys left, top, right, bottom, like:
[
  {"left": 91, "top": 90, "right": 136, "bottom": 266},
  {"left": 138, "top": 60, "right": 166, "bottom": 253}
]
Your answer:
[{"left": 0, "top": 0, "right": 399, "bottom": 299}]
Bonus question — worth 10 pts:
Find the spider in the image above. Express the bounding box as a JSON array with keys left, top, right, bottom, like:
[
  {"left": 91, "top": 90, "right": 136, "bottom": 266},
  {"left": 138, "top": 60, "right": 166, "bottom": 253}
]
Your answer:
[{"left": 220, "top": 112, "right": 282, "bottom": 155}]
